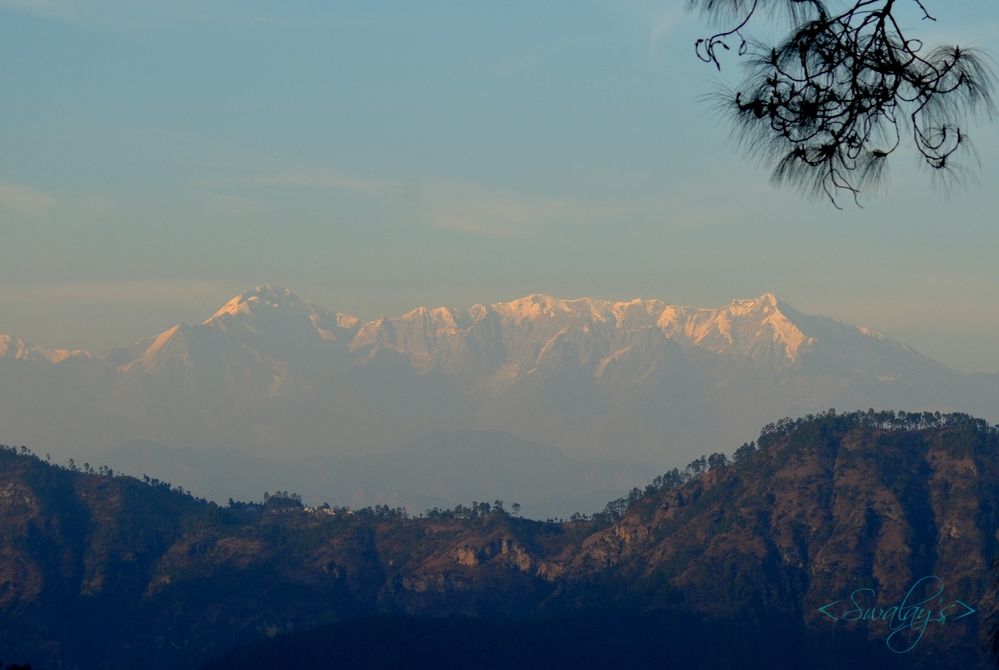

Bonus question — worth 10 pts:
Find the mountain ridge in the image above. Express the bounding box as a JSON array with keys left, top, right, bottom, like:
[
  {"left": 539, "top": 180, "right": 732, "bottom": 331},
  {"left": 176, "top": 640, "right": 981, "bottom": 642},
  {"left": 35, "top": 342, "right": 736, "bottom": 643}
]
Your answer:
[
  {"left": 1, "top": 285, "right": 997, "bottom": 512},
  {"left": 0, "top": 285, "right": 894, "bottom": 362},
  {"left": 2, "top": 411, "right": 997, "bottom": 669}
]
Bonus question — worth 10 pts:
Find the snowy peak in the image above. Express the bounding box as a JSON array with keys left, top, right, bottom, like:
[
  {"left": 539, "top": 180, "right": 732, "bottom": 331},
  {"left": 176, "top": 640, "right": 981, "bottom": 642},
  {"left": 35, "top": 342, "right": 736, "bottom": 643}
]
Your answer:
[
  {"left": 707, "top": 292, "right": 813, "bottom": 360},
  {"left": 489, "top": 294, "right": 663, "bottom": 327},
  {"left": 207, "top": 284, "right": 309, "bottom": 321},
  {"left": 204, "top": 284, "right": 359, "bottom": 344},
  {"left": 3, "top": 284, "right": 993, "bottom": 475},
  {"left": 491, "top": 293, "right": 565, "bottom": 323},
  {"left": 474, "top": 292, "right": 812, "bottom": 361},
  {"left": 120, "top": 324, "right": 192, "bottom": 373},
  {"left": 650, "top": 294, "right": 806, "bottom": 360},
  {"left": 726, "top": 292, "right": 779, "bottom": 314},
  {"left": 398, "top": 305, "right": 469, "bottom": 333},
  {"left": 118, "top": 285, "right": 365, "bottom": 380},
  {"left": 0, "top": 333, "right": 89, "bottom": 364},
  {"left": 0, "top": 334, "right": 36, "bottom": 360},
  {"left": 62, "top": 287, "right": 913, "bottom": 386},
  {"left": 347, "top": 291, "right": 827, "bottom": 361},
  {"left": 350, "top": 304, "right": 472, "bottom": 362},
  {"left": 339, "top": 291, "right": 823, "bottom": 377}
]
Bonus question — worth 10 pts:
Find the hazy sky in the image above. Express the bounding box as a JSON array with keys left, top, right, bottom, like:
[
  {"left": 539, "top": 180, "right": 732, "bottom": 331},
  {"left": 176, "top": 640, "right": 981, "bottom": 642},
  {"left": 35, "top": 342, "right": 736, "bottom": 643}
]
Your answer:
[{"left": 1, "top": 1, "right": 997, "bottom": 373}]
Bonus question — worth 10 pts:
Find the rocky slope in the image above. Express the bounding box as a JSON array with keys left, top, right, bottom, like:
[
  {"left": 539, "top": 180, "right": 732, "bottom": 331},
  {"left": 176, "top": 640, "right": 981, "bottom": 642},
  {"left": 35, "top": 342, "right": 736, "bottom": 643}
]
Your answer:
[{"left": 1, "top": 411, "right": 997, "bottom": 668}]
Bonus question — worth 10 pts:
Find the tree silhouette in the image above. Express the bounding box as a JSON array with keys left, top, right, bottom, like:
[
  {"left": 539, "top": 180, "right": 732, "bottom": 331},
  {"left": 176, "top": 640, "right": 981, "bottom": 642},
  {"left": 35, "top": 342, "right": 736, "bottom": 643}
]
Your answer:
[{"left": 689, "top": 0, "right": 995, "bottom": 206}]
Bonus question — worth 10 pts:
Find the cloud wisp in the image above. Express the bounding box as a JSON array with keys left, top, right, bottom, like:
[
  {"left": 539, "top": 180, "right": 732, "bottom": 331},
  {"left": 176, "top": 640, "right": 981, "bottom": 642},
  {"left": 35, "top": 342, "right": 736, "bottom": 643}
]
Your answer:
[
  {"left": 220, "top": 168, "right": 634, "bottom": 238},
  {"left": 0, "top": 182, "right": 58, "bottom": 217}
]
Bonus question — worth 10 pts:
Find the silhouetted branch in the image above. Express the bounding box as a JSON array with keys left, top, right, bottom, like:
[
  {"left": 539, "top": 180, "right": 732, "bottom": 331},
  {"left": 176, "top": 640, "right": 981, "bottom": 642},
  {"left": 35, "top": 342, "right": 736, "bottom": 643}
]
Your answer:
[{"left": 690, "top": 0, "right": 995, "bottom": 206}]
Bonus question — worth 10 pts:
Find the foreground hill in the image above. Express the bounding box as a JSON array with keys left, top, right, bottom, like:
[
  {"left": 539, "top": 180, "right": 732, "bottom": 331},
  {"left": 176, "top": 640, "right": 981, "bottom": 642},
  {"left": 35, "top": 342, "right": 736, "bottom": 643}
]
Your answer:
[
  {"left": 1, "top": 411, "right": 998, "bottom": 668},
  {"left": 1, "top": 286, "right": 997, "bottom": 516}
]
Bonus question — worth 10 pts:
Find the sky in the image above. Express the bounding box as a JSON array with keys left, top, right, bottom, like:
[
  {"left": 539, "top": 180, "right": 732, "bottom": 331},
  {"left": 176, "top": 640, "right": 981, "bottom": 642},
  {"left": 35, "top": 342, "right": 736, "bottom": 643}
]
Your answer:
[{"left": 1, "top": 0, "right": 997, "bottom": 373}]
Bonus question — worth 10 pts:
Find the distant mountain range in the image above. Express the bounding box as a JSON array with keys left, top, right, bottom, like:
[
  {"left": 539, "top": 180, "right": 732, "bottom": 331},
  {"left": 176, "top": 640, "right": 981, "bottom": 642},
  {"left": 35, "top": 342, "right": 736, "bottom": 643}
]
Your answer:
[
  {"left": 2, "top": 412, "right": 997, "bottom": 669},
  {"left": 1, "top": 285, "right": 996, "bottom": 514}
]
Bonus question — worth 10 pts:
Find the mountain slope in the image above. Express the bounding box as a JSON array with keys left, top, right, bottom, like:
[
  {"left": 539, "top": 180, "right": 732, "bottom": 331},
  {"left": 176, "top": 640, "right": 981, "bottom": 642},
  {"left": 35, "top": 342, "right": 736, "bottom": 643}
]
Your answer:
[{"left": 2, "top": 412, "right": 997, "bottom": 669}]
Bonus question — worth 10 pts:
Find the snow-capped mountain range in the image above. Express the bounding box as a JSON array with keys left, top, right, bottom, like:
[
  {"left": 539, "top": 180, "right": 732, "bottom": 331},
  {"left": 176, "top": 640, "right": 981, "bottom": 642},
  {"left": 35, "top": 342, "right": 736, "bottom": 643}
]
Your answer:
[{"left": 1, "top": 285, "right": 995, "bottom": 512}]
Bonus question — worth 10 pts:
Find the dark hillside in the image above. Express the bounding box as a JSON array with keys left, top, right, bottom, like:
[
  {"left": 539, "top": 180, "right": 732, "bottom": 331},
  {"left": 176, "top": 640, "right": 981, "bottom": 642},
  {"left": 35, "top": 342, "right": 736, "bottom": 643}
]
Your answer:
[{"left": 1, "top": 411, "right": 997, "bottom": 668}]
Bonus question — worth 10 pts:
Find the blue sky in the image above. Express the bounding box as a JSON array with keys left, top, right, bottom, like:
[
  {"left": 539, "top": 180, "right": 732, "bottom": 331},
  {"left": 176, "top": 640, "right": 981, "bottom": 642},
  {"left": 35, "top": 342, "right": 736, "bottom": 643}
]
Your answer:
[{"left": 1, "top": 1, "right": 997, "bottom": 372}]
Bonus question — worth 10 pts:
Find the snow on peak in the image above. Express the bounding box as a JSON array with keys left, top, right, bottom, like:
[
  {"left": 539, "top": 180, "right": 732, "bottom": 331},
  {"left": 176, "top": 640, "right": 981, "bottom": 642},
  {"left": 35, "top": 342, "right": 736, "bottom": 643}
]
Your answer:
[
  {"left": 394, "top": 304, "right": 466, "bottom": 334},
  {"left": 710, "top": 292, "right": 812, "bottom": 359},
  {"left": 725, "top": 292, "right": 779, "bottom": 315},
  {"left": 493, "top": 294, "right": 630, "bottom": 323},
  {"left": 336, "top": 313, "right": 360, "bottom": 330},
  {"left": 459, "top": 293, "right": 812, "bottom": 358},
  {"left": 123, "top": 324, "right": 188, "bottom": 373},
  {"left": 207, "top": 284, "right": 303, "bottom": 321},
  {"left": 0, "top": 334, "right": 30, "bottom": 359},
  {"left": 651, "top": 293, "right": 811, "bottom": 360},
  {"left": 492, "top": 294, "right": 564, "bottom": 322},
  {"left": 0, "top": 333, "right": 88, "bottom": 364},
  {"left": 468, "top": 304, "right": 488, "bottom": 321},
  {"left": 857, "top": 325, "right": 886, "bottom": 340},
  {"left": 188, "top": 285, "right": 363, "bottom": 351},
  {"left": 177, "top": 286, "right": 825, "bottom": 370},
  {"left": 430, "top": 306, "right": 460, "bottom": 330}
]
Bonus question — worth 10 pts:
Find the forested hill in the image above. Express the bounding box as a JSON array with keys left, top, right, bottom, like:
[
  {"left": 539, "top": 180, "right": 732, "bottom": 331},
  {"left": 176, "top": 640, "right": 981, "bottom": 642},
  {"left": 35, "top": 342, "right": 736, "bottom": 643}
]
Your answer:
[{"left": 2, "top": 410, "right": 998, "bottom": 669}]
